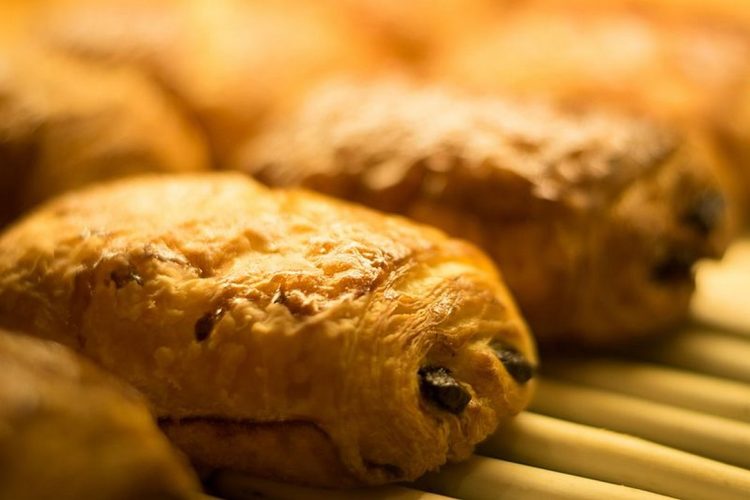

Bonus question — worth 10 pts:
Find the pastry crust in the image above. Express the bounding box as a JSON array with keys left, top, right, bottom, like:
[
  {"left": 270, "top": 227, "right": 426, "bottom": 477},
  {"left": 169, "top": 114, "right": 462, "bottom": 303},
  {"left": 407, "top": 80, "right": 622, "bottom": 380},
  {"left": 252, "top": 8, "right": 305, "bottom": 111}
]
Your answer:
[
  {"left": 0, "top": 329, "right": 199, "bottom": 500},
  {"left": 431, "top": 0, "right": 750, "bottom": 216},
  {"left": 0, "top": 173, "right": 536, "bottom": 486},
  {"left": 242, "top": 79, "right": 732, "bottom": 345},
  {"left": 0, "top": 42, "right": 209, "bottom": 226}
]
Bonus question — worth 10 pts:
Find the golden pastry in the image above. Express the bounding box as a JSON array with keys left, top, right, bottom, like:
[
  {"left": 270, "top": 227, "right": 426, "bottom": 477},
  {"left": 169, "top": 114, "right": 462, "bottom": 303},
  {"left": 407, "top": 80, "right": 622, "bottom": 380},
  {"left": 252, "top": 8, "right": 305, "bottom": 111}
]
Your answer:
[
  {"left": 0, "top": 329, "right": 200, "bottom": 500},
  {"left": 241, "top": 79, "right": 732, "bottom": 345},
  {"left": 432, "top": 0, "right": 750, "bottom": 216},
  {"left": 0, "top": 42, "right": 209, "bottom": 226},
  {"left": 318, "top": 0, "right": 499, "bottom": 65},
  {"left": 527, "top": 0, "right": 750, "bottom": 27},
  {"left": 33, "top": 0, "right": 386, "bottom": 166},
  {"left": 0, "top": 173, "right": 536, "bottom": 486}
]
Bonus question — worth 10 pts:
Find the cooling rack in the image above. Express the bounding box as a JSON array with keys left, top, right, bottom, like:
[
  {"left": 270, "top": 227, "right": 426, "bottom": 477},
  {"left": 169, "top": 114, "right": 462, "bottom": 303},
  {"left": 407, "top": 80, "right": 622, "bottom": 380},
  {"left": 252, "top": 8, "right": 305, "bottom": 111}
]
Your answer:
[{"left": 205, "top": 238, "right": 750, "bottom": 500}]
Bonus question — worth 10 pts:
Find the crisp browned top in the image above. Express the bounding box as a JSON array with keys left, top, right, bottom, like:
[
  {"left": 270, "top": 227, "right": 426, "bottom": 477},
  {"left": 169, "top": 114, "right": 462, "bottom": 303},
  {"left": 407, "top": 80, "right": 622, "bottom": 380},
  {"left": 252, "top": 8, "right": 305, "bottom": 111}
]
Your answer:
[{"left": 247, "top": 78, "right": 677, "bottom": 214}]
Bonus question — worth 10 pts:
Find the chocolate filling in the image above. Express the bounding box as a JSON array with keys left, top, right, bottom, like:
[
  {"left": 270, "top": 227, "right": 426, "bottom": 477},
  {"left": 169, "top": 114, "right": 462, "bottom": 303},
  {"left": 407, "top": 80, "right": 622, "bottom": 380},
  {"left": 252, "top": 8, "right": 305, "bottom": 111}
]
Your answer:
[
  {"left": 194, "top": 307, "right": 225, "bottom": 342},
  {"left": 651, "top": 250, "right": 695, "bottom": 283},
  {"left": 683, "top": 190, "right": 724, "bottom": 236},
  {"left": 494, "top": 345, "right": 535, "bottom": 384},
  {"left": 418, "top": 366, "right": 471, "bottom": 414}
]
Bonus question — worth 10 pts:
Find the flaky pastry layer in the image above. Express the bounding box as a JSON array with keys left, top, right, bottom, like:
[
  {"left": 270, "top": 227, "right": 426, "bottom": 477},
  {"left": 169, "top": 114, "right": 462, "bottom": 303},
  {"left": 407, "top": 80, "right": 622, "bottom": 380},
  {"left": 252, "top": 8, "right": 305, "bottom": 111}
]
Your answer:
[{"left": 0, "top": 173, "right": 536, "bottom": 486}]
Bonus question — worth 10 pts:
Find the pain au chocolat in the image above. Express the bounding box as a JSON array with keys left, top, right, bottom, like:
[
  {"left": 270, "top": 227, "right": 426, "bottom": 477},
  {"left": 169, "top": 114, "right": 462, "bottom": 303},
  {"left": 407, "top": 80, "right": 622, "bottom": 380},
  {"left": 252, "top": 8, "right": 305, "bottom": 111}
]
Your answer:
[
  {"left": 32, "top": 0, "right": 386, "bottom": 166},
  {"left": 431, "top": 0, "right": 750, "bottom": 217},
  {"left": 242, "top": 79, "right": 732, "bottom": 346},
  {"left": 0, "top": 43, "right": 209, "bottom": 227},
  {"left": 0, "top": 173, "right": 536, "bottom": 486},
  {"left": 0, "top": 329, "right": 199, "bottom": 500}
]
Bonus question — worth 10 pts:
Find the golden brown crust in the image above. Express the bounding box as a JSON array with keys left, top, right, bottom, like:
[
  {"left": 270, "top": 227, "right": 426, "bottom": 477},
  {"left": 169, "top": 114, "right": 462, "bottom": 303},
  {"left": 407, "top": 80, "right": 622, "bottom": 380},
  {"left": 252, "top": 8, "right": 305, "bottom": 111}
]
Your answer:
[
  {"left": 0, "top": 41, "right": 209, "bottom": 226},
  {"left": 0, "top": 172, "right": 536, "bottom": 486},
  {"left": 242, "top": 79, "right": 732, "bottom": 345},
  {"left": 0, "top": 329, "right": 200, "bottom": 500},
  {"left": 431, "top": 0, "right": 750, "bottom": 216}
]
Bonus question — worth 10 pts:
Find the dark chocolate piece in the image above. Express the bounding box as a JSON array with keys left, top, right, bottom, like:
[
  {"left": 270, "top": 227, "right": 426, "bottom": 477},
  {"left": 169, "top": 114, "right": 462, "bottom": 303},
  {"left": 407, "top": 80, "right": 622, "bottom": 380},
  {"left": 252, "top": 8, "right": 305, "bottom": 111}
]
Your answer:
[
  {"left": 683, "top": 190, "right": 725, "bottom": 236},
  {"left": 651, "top": 250, "right": 695, "bottom": 283},
  {"left": 493, "top": 345, "right": 535, "bottom": 384},
  {"left": 194, "top": 307, "right": 225, "bottom": 342},
  {"left": 418, "top": 366, "right": 471, "bottom": 414}
]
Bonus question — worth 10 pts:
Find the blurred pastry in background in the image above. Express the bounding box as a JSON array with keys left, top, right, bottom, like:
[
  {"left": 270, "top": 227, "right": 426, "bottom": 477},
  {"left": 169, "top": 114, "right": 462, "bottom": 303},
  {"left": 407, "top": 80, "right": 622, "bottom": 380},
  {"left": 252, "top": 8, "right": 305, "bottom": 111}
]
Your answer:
[
  {"left": 15, "top": 0, "right": 750, "bottom": 211},
  {"left": 242, "top": 79, "right": 732, "bottom": 346},
  {"left": 319, "top": 0, "right": 500, "bottom": 66},
  {"left": 0, "top": 329, "right": 200, "bottom": 500},
  {"left": 0, "top": 42, "right": 209, "bottom": 227},
  {"left": 529, "top": 0, "right": 750, "bottom": 27},
  {"left": 432, "top": 0, "right": 750, "bottom": 218},
  {"left": 0, "top": 173, "right": 536, "bottom": 486},
  {"left": 31, "top": 0, "right": 389, "bottom": 167}
]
